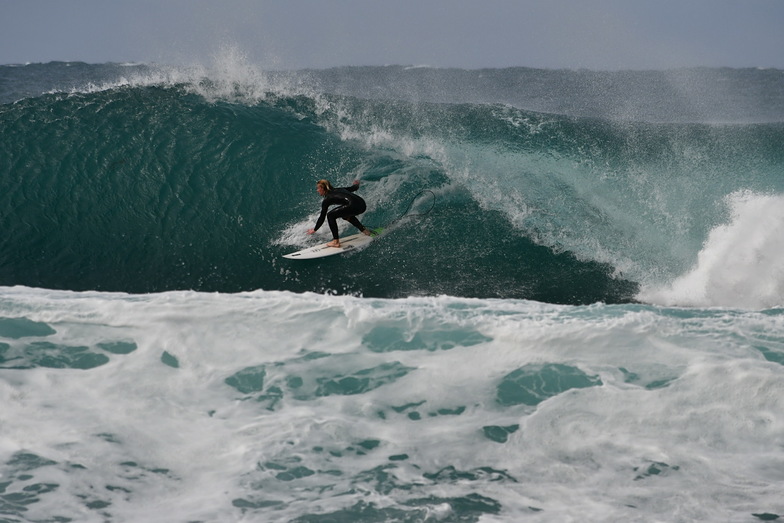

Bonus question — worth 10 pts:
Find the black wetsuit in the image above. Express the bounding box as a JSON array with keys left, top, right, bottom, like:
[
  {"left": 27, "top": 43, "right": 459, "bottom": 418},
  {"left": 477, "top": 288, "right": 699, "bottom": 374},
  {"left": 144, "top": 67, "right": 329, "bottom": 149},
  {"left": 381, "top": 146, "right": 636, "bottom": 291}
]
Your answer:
[{"left": 313, "top": 184, "right": 368, "bottom": 240}]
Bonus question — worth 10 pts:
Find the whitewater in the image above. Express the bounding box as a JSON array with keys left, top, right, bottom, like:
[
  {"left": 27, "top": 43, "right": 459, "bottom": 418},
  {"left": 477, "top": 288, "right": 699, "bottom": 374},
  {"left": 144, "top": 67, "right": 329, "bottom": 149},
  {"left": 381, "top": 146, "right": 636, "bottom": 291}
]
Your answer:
[{"left": 1, "top": 56, "right": 784, "bottom": 522}]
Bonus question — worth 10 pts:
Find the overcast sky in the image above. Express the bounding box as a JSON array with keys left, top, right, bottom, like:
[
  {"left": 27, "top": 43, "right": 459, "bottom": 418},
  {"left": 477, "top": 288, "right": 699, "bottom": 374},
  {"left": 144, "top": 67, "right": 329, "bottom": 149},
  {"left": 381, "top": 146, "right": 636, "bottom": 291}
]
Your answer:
[{"left": 2, "top": 0, "right": 783, "bottom": 70}]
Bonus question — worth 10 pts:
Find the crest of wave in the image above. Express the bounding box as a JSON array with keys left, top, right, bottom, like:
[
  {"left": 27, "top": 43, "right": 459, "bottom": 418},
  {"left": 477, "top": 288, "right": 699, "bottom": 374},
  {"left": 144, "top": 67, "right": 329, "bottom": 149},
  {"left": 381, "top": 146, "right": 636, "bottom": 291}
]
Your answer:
[
  {"left": 177, "top": 45, "right": 305, "bottom": 104},
  {"left": 59, "top": 45, "right": 317, "bottom": 106}
]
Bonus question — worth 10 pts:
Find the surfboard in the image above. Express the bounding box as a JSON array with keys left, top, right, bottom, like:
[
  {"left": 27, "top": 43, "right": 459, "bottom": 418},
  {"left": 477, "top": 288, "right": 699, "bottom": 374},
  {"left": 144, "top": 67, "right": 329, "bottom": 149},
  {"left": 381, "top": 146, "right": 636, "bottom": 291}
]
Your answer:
[{"left": 282, "top": 228, "right": 384, "bottom": 260}]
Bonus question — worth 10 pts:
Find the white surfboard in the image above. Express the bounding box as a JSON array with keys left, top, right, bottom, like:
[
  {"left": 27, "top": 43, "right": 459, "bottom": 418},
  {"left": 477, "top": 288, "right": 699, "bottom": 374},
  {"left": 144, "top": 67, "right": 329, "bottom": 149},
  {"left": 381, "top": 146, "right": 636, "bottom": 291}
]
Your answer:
[{"left": 282, "top": 228, "right": 384, "bottom": 260}]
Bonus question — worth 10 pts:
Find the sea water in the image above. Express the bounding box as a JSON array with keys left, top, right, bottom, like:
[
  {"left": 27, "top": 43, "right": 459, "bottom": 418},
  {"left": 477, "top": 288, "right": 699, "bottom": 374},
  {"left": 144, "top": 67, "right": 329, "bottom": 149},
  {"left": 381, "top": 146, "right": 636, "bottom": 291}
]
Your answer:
[{"left": 1, "top": 58, "right": 784, "bottom": 522}]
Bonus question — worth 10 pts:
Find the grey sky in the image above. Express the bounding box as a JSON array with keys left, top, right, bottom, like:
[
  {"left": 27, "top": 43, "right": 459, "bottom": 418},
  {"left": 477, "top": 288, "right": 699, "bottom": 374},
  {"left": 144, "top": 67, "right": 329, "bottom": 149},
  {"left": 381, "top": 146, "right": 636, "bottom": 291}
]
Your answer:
[{"left": 2, "top": 0, "right": 783, "bottom": 70}]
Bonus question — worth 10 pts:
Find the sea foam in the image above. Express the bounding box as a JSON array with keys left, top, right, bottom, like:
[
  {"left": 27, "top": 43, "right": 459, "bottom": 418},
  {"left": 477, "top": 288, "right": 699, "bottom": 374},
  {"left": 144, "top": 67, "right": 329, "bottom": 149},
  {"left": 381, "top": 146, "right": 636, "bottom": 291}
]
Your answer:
[{"left": 641, "top": 190, "right": 784, "bottom": 309}]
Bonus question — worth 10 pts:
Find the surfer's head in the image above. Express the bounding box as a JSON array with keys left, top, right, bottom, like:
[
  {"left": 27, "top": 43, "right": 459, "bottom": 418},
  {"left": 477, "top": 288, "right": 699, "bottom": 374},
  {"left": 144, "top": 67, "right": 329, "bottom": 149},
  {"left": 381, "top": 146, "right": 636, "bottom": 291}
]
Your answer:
[{"left": 316, "top": 179, "right": 333, "bottom": 196}]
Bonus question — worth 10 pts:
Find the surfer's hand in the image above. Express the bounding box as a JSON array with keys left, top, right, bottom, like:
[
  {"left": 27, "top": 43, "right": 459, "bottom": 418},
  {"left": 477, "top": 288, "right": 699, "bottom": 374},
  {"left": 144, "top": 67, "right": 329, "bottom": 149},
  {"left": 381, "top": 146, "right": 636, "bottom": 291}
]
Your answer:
[
  {"left": 353, "top": 179, "right": 360, "bottom": 186},
  {"left": 307, "top": 229, "right": 315, "bottom": 235}
]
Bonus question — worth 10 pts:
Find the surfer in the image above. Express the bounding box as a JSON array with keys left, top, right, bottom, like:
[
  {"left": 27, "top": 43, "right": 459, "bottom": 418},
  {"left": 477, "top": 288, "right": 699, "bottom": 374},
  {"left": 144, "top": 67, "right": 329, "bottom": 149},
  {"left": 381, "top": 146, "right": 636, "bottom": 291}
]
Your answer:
[{"left": 307, "top": 179, "right": 371, "bottom": 248}]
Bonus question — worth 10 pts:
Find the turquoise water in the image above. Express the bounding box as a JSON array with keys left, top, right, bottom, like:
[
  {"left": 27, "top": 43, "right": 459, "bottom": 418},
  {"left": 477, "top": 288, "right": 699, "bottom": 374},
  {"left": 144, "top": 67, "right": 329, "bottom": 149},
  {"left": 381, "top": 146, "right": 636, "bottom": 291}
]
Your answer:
[
  {"left": 1, "top": 60, "right": 783, "bottom": 522},
  {"left": 2, "top": 63, "right": 782, "bottom": 304}
]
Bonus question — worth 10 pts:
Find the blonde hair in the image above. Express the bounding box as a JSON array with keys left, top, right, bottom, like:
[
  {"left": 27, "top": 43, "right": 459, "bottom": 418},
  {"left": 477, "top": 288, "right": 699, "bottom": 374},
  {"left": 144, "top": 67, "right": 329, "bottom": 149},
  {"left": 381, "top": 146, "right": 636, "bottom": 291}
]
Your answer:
[{"left": 317, "top": 179, "right": 334, "bottom": 193}]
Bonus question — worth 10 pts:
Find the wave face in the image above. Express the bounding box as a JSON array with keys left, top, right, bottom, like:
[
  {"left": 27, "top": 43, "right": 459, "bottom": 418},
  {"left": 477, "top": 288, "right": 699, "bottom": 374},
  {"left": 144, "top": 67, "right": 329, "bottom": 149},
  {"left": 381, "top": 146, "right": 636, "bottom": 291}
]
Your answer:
[{"left": 2, "top": 62, "right": 784, "bottom": 307}]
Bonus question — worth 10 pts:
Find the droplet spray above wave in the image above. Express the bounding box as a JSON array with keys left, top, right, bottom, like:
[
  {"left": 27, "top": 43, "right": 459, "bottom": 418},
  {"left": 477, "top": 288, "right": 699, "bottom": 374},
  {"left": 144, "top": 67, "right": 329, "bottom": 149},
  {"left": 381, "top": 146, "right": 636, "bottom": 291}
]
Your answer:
[{"left": 8, "top": 47, "right": 314, "bottom": 108}]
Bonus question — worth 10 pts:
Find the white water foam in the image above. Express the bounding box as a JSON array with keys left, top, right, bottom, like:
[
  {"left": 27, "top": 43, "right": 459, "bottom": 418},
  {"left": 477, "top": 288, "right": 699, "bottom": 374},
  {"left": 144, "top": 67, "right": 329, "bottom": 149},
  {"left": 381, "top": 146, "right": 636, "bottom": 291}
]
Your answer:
[
  {"left": 641, "top": 190, "right": 784, "bottom": 309},
  {"left": 1, "top": 287, "right": 783, "bottom": 521}
]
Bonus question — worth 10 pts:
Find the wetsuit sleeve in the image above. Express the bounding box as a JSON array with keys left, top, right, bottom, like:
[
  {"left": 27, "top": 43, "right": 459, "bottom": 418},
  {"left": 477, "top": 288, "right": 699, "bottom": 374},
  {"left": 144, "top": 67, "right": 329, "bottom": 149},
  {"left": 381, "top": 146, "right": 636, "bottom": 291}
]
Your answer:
[
  {"left": 313, "top": 198, "right": 331, "bottom": 232},
  {"left": 340, "top": 182, "right": 360, "bottom": 193}
]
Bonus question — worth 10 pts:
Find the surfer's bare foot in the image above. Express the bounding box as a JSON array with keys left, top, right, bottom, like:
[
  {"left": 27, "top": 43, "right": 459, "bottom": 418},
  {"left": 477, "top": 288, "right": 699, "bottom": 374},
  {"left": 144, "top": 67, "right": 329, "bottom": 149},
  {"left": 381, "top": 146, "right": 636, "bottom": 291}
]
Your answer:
[
  {"left": 362, "top": 229, "right": 371, "bottom": 236},
  {"left": 327, "top": 239, "right": 341, "bottom": 248}
]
